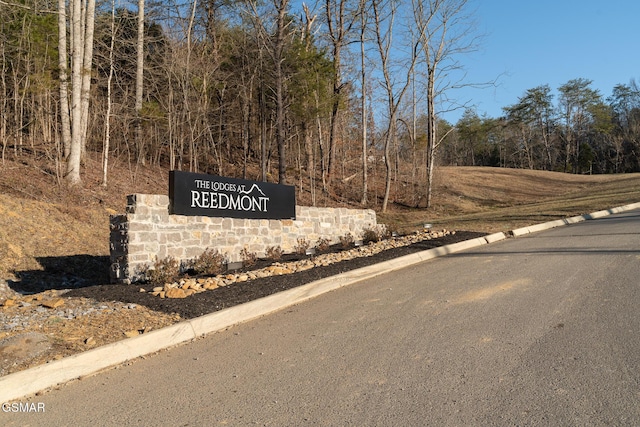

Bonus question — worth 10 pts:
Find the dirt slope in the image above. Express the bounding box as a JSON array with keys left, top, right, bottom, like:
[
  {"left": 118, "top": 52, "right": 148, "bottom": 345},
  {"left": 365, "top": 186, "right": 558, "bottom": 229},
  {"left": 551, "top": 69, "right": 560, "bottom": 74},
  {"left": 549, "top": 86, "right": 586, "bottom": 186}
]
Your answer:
[{"left": 0, "top": 156, "right": 167, "bottom": 281}]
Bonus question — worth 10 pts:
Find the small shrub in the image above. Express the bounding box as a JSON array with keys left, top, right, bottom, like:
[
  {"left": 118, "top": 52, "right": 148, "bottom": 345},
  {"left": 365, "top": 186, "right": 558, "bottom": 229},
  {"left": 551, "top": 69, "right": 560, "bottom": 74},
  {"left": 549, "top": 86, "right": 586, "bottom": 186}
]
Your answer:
[
  {"left": 339, "top": 233, "right": 354, "bottom": 249},
  {"left": 315, "top": 237, "right": 331, "bottom": 252},
  {"left": 362, "top": 228, "right": 380, "bottom": 244},
  {"left": 240, "top": 247, "right": 258, "bottom": 267},
  {"left": 189, "top": 248, "right": 226, "bottom": 276},
  {"left": 266, "top": 246, "right": 283, "bottom": 261},
  {"left": 295, "top": 238, "right": 310, "bottom": 255},
  {"left": 382, "top": 227, "right": 393, "bottom": 239},
  {"left": 145, "top": 256, "right": 180, "bottom": 286}
]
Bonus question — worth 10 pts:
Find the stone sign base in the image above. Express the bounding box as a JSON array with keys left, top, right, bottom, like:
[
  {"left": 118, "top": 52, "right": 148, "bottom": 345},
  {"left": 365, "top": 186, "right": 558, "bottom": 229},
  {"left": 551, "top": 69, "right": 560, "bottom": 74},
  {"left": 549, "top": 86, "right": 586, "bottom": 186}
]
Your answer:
[{"left": 110, "top": 194, "right": 384, "bottom": 284}]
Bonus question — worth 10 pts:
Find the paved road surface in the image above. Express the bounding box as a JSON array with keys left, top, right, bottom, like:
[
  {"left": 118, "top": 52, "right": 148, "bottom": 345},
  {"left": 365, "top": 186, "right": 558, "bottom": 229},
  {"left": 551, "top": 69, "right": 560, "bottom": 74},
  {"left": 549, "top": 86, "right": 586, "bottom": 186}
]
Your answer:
[{"left": 3, "top": 210, "right": 640, "bottom": 426}]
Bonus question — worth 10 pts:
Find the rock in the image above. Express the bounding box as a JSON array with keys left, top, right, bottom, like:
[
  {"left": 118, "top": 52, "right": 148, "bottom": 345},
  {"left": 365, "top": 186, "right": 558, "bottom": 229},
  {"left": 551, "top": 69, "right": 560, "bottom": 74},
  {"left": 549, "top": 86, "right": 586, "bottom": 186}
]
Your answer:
[
  {"left": 41, "top": 298, "right": 65, "bottom": 309},
  {"left": 139, "top": 288, "right": 146, "bottom": 293},
  {"left": 124, "top": 330, "right": 139, "bottom": 338},
  {"left": 165, "top": 288, "right": 186, "bottom": 299},
  {"left": 204, "top": 281, "right": 218, "bottom": 290},
  {"left": 2, "top": 299, "right": 16, "bottom": 308},
  {"left": 84, "top": 337, "right": 96, "bottom": 346},
  {"left": 266, "top": 266, "right": 292, "bottom": 275}
]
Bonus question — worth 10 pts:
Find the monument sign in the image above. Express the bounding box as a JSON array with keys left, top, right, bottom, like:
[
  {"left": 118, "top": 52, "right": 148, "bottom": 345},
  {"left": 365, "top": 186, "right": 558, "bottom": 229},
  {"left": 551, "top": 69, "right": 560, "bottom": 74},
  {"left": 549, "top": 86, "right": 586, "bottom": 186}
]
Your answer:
[{"left": 169, "top": 170, "right": 296, "bottom": 219}]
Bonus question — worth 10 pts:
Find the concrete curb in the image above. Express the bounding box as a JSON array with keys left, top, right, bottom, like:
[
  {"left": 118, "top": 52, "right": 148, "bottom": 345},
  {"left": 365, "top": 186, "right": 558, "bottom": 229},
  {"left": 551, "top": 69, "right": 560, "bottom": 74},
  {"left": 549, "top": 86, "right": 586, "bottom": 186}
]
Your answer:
[
  {"left": 1, "top": 203, "right": 638, "bottom": 402},
  {"left": 510, "top": 201, "right": 640, "bottom": 237}
]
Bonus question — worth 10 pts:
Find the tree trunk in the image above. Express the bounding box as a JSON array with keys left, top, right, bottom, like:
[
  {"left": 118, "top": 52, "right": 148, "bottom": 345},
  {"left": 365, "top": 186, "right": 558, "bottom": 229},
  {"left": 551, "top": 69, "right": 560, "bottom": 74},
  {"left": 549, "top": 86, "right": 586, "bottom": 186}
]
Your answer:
[
  {"left": 274, "top": 0, "right": 289, "bottom": 184},
  {"left": 260, "top": 83, "right": 267, "bottom": 182},
  {"left": 135, "top": 0, "right": 145, "bottom": 165},
  {"left": 0, "top": 40, "right": 6, "bottom": 162},
  {"left": 57, "top": 0, "right": 71, "bottom": 159},
  {"left": 79, "top": 0, "right": 95, "bottom": 154},
  {"left": 381, "top": 121, "right": 394, "bottom": 212},
  {"left": 425, "top": 71, "right": 436, "bottom": 209},
  {"left": 324, "top": 0, "right": 354, "bottom": 187},
  {"left": 66, "top": 0, "right": 85, "bottom": 185},
  {"left": 102, "top": 0, "right": 116, "bottom": 187},
  {"left": 360, "top": 0, "right": 367, "bottom": 205}
]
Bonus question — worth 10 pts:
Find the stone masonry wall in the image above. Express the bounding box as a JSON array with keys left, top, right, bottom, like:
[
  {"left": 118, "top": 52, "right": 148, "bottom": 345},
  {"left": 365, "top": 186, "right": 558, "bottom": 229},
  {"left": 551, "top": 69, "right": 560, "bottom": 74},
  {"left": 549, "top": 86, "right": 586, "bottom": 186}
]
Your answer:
[{"left": 110, "top": 194, "right": 383, "bottom": 283}]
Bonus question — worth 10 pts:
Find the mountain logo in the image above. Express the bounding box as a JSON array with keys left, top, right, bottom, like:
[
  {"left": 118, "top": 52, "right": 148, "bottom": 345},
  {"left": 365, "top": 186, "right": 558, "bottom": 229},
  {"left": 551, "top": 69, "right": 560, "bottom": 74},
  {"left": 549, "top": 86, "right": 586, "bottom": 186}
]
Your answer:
[{"left": 239, "top": 184, "right": 267, "bottom": 197}]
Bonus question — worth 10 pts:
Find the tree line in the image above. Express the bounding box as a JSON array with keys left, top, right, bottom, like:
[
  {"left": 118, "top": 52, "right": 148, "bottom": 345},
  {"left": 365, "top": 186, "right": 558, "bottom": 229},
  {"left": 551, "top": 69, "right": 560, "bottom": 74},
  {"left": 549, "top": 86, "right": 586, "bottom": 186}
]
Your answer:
[
  {"left": 447, "top": 79, "right": 640, "bottom": 175},
  {"left": 2, "top": 0, "right": 639, "bottom": 212}
]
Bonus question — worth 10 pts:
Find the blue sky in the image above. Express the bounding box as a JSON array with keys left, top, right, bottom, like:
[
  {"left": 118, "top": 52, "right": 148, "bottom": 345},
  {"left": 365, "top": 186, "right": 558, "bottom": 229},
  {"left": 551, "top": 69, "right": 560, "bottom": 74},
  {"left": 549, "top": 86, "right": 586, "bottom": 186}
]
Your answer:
[{"left": 443, "top": 0, "right": 640, "bottom": 122}]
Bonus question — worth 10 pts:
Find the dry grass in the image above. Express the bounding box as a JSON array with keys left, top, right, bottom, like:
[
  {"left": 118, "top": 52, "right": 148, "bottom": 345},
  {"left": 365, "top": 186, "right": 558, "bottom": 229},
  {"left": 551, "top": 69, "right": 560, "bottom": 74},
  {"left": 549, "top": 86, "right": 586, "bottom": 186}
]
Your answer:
[
  {"left": 379, "top": 167, "right": 640, "bottom": 233},
  {"left": 1, "top": 155, "right": 640, "bottom": 282}
]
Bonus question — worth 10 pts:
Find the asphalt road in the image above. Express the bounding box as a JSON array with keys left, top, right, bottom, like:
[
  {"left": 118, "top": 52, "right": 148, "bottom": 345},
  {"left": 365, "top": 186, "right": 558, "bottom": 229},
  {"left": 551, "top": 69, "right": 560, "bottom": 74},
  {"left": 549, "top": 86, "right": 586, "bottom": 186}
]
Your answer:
[{"left": 4, "top": 210, "right": 640, "bottom": 426}]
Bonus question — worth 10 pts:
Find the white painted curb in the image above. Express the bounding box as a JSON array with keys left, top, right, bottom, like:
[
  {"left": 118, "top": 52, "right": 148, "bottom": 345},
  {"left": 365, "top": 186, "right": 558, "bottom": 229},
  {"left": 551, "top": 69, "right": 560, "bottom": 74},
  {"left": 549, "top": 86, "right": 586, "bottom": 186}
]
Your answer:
[
  {"left": 484, "top": 232, "right": 507, "bottom": 244},
  {"left": 1, "top": 202, "right": 638, "bottom": 402},
  {"left": 510, "top": 202, "right": 640, "bottom": 237}
]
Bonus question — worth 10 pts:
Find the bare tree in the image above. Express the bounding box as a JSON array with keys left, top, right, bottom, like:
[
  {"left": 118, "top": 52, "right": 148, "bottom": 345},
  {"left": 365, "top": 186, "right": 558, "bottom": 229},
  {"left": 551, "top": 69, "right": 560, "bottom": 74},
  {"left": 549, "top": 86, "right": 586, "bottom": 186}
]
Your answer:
[
  {"left": 102, "top": 0, "right": 117, "bottom": 186},
  {"left": 245, "top": 0, "right": 293, "bottom": 184},
  {"left": 274, "top": 0, "right": 290, "bottom": 184},
  {"left": 372, "top": 0, "right": 419, "bottom": 212},
  {"left": 0, "top": 11, "right": 8, "bottom": 162},
  {"left": 324, "top": 0, "right": 358, "bottom": 188},
  {"left": 134, "top": 0, "right": 144, "bottom": 164},
  {"left": 358, "top": 0, "right": 368, "bottom": 204},
  {"left": 412, "top": 0, "right": 481, "bottom": 208},
  {"left": 57, "top": 0, "right": 71, "bottom": 159},
  {"left": 66, "top": 0, "right": 96, "bottom": 185}
]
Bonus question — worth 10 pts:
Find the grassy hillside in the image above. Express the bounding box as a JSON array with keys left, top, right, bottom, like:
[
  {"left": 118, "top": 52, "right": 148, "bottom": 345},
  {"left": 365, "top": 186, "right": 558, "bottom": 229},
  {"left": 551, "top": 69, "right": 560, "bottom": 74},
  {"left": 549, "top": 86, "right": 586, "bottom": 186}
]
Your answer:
[
  {"left": 2, "top": 156, "right": 640, "bottom": 282},
  {"left": 380, "top": 167, "right": 640, "bottom": 233}
]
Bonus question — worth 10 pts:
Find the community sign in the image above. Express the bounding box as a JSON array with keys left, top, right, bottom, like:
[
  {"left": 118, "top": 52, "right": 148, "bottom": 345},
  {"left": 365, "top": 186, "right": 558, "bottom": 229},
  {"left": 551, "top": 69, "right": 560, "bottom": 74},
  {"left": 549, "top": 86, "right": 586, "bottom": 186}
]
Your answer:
[{"left": 169, "top": 170, "right": 296, "bottom": 220}]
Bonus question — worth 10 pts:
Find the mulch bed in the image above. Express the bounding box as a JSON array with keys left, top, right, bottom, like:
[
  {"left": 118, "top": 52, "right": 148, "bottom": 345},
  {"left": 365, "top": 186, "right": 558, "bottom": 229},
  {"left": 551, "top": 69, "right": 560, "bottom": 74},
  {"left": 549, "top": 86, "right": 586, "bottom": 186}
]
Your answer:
[{"left": 65, "top": 231, "right": 486, "bottom": 319}]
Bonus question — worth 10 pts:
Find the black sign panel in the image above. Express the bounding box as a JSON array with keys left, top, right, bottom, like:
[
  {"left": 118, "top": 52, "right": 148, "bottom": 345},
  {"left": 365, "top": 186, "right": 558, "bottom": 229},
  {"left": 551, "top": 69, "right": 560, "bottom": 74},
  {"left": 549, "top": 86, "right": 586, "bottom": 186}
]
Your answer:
[{"left": 169, "top": 171, "right": 296, "bottom": 219}]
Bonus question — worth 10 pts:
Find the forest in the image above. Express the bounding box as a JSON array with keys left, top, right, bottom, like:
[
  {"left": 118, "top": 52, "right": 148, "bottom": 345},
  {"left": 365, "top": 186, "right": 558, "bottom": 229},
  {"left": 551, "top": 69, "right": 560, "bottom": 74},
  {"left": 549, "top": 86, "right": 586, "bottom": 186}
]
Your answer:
[{"left": 2, "top": 0, "right": 640, "bottom": 212}]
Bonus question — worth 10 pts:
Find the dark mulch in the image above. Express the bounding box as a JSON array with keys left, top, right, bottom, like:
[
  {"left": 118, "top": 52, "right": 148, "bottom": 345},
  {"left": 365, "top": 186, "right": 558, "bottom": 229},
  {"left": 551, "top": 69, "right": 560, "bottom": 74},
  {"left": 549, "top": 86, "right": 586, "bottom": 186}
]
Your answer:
[{"left": 65, "top": 231, "right": 486, "bottom": 319}]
